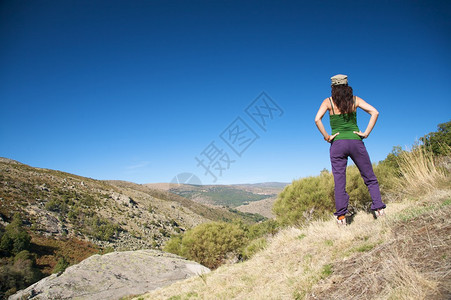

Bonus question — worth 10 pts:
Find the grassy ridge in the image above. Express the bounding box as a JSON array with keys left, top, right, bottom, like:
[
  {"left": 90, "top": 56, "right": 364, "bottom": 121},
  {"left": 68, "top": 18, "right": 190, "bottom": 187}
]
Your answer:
[
  {"left": 135, "top": 193, "right": 451, "bottom": 299},
  {"left": 135, "top": 121, "right": 451, "bottom": 299}
]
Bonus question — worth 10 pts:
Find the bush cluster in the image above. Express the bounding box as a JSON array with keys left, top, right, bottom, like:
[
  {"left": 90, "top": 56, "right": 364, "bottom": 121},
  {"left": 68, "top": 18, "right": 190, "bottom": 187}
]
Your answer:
[
  {"left": 165, "top": 222, "right": 247, "bottom": 269},
  {"left": 164, "top": 219, "right": 279, "bottom": 269},
  {"left": 273, "top": 171, "right": 335, "bottom": 226},
  {"left": 0, "top": 214, "right": 43, "bottom": 299},
  {"left": 0, "top": 214, "right": 31, "bottom": 256},
  {"left": 84, "top": 216, "right": 120, "bottom": 241},
  {"left": 42, "top": 187, "right": 121, "bottom": 242}
]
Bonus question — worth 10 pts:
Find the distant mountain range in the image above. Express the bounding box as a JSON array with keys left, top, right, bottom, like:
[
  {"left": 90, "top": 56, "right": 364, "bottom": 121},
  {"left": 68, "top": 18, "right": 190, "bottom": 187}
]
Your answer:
[{"left": 144, "top": 181, "right": 288, "bottom": 218}]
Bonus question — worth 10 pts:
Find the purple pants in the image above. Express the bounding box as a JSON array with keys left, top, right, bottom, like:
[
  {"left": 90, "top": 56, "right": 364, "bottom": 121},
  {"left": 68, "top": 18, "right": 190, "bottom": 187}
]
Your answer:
[{"left": 330, "top": 139, "right": 386, "bottom": 216}]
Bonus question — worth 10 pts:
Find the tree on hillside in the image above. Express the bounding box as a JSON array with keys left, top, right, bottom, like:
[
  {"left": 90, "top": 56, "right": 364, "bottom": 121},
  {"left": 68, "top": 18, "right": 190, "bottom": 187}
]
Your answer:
[
  {"left": 0, "top": 213, "right": 31, "bottom": 257},
  {"left": 420, "top": 120, "right": 451, "bottom": 155}
]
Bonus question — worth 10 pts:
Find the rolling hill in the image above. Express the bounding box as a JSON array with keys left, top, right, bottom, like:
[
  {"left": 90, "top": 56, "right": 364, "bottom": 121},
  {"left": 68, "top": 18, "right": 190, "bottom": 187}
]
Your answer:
[
  {"left": 144, "top": 182, "right": 287, "bottom": 219},
  {"left": 0, "top": 158, "right": 266, "bottom": 282}
]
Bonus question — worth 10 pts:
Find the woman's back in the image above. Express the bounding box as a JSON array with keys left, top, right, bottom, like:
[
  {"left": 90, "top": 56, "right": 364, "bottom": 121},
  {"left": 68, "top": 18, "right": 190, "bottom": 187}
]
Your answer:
[{"left": 329, "top": 96, "right": 361, "bottom": 140}]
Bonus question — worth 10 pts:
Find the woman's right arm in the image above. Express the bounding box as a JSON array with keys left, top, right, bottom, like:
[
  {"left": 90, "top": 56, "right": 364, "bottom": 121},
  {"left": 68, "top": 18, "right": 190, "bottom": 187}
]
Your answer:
[{"left": 354, "top": 96, "right": 379, "bottom": 139}]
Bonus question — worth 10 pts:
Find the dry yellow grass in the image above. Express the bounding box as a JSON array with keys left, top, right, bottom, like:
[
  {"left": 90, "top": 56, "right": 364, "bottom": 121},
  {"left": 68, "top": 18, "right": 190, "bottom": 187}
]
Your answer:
[
  {"left": 133, "top": 189, "right": 450, "bottom": 300},
  {"left": 396, "top": 146, "right": 450, "bottom": 194}
]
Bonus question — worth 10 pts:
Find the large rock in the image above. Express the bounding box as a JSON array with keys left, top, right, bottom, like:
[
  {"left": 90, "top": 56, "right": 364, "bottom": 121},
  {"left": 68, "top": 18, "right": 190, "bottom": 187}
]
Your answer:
[{"left": 10, "top": 250, "right": 210, "bottom": 300}]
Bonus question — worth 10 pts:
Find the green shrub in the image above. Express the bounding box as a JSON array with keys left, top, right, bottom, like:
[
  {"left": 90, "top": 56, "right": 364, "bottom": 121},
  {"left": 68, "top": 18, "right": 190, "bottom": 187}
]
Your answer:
[
  {"left": 380, "top": 146, "right": 404, "bottom": 172},
  {"left": 84, "top": 216, "right": 120, "bottom": 241},
  {"left": 45, "top": 198, "right": 69, "bottom": 216},
  {"left": 273, "top": 171, "right": 335, "bottom": 226},
  {"left": 164, "top": 234, "right": 183, "bottom": 255},
  {"left": 374, "top": 158, "right": 400, "bottom": 194},
  {"left": 14, "top": 250, "right": 34, "bottom": 263},
  {"left": 165, "top": 219, "right": 280, "bottom": 269},
  {"left": 164, "top": 222, "right": 247, "bottom": 269},
  {"left": 0, "top": 214, "right": 31, "bottom": 256},
  {"left": 247, "top": 219, "right": 279, "bottom": 240},
  {"left": 53, "top": 256, "right": 70, "bottom": 274}
]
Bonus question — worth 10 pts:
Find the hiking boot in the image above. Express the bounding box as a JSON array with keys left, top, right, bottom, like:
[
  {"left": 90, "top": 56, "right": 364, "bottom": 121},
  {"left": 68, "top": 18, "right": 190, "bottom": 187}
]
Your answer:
[
  {"left": 374, "top": 208, "right": 386, "bottom": 219},
  {"left": 335, "top": 215, "right": 346, "bottom": 226}
]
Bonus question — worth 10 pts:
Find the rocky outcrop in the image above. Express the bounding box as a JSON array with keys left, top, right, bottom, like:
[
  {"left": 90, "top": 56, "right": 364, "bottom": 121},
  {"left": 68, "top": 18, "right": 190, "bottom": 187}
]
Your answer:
[{"left": 10, "top": 250, "right": 210, "bottom": 300}]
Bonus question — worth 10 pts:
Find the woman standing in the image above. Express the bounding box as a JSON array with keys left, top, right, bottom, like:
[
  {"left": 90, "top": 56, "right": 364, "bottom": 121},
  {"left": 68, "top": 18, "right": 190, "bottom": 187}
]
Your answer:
[{"left": 314, "top": 74, "right": 386, "bottom": 225}]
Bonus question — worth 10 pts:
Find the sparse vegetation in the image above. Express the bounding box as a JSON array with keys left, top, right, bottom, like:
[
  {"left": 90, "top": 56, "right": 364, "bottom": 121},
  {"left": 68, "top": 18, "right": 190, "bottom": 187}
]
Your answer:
[
  {"left": 227, "top": 208, "right": 267, "bottom": 223},
  {"left": 84, "top": 216, "right": 120, "bottom": 241}
]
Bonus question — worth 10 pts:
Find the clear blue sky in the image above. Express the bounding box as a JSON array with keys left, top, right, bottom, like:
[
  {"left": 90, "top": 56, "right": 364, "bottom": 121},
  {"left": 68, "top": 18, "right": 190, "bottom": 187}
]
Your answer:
[{"left": 1, "top": 0, "right": 450, "bottom": 185}]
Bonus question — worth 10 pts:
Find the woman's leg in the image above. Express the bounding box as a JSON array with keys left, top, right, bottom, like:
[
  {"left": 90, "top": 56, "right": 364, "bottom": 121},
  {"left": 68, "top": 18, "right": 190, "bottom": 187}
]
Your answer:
[
  {"left": 348, "top": 140, "right": 386, "bottom": 211},
  {"left": 330, "top": 140, "right": 350, "bottom": 216}
]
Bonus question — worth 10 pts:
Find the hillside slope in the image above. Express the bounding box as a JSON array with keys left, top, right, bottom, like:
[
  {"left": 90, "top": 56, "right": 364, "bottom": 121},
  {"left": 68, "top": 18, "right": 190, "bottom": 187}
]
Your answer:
[
  {"left": 135, "top": 189, "right": 451, "bottom": 300},
  {"left": 0, "top": 157, "right": 263, "bottom": 280},
  {"left": 235, "top": 196, "right": 277, "bottom": 219}
]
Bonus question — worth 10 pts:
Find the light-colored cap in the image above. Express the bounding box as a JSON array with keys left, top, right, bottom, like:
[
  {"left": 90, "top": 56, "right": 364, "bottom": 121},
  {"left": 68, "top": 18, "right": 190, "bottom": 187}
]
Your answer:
[{"left": 331, "top": 74, "right": 348, "bottom": 85}]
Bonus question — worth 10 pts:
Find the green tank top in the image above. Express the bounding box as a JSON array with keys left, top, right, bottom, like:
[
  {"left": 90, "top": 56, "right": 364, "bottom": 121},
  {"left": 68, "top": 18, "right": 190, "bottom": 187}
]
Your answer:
[{"left": 329, "top": 97, "right": 362, "bottom": 141}]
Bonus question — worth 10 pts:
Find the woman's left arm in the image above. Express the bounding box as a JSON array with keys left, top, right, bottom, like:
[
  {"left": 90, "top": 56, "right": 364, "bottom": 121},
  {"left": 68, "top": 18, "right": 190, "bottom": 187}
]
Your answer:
[
  {"left": 315, "top": 99, "right": 339, "bottom": 142},
  {"left": 353, "top": 96, "right": 379, "bottom": 139}
]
